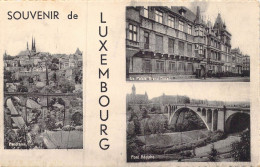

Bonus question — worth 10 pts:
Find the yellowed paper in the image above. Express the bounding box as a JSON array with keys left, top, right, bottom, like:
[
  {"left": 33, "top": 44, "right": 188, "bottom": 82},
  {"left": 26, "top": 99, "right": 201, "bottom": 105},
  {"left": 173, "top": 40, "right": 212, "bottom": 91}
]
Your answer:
[{"left": 0, "top": 0, "right": 259, "bottom": 166}]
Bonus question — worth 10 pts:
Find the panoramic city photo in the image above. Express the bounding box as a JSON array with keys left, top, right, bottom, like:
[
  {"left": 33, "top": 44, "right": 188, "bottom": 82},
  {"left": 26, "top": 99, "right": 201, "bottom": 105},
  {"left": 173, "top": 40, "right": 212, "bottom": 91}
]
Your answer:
[
  {"left": 126, "top": 84, "right": 250, "bottom": 162},
  {"left": 126, "top": 4, "right": 250, "bottom": 82},
  {"left": 4, "top": 37, "right": 83, "bottom": 149}
]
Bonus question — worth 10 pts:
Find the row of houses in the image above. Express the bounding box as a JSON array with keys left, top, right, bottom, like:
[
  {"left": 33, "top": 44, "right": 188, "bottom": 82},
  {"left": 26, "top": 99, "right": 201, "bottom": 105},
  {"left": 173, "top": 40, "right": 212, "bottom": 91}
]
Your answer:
[{"left": 126, "top": 6, "right": 250, "bottom": 79}]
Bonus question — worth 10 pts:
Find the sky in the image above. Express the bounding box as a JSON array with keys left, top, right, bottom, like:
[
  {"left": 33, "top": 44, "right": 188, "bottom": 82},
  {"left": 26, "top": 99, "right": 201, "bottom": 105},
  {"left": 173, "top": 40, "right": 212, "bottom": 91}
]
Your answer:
[
  {"left": 187, "top": 1, "right": 258, "bottom": 57},
  {"left": 126, "top": 83, "right": 250, "bottom": 102}
]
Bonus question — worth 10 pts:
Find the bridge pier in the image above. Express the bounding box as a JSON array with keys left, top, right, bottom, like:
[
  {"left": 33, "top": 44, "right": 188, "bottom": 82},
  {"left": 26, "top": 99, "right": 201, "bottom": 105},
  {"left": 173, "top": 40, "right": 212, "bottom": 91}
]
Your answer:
[
  {"left": 216, "top": 110, "right": 225, "bottom": 131},
  {"left": 206, "top": 109, "right": 212, "bottom": 130},
  {"left": 212, "top": 109, "right": 218, "bottom": 131}
]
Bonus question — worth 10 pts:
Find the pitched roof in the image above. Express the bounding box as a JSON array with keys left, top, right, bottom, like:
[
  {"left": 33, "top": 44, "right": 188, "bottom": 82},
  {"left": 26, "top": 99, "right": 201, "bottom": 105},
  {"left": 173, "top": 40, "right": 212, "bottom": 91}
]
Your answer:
[
  {"left": 18, "top": 49, "right": 31, "bottom": 57},
  {"left": 213, "top": 13, "right": 224, "bottom": 30},
  {"left": 169, "top": 6, "right": 196, "bottom": 23}
]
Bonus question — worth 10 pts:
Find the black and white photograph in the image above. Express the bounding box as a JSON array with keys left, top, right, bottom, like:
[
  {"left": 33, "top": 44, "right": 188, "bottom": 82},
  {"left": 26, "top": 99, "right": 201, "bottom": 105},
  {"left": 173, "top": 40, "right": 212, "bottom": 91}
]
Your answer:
[
  {"left": 4, "top": 37, "right": 83, "bottom": 149},
  {"left": 126, "top": 5, "right": 251, "bottom": 82},
  {"left": 126, "top": 84, "right": 250, "bottom": 162}
]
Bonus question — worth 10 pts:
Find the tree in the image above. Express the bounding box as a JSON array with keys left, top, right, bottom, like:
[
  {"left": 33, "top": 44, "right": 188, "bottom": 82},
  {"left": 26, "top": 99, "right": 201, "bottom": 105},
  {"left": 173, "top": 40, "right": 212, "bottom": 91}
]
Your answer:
[
  {"left": 52, "top": 73, "right": 57, "bottom": 81},
  {"left": 45, "top": 115, "right": 56, "bottom": 131},
  {"left": 231, "top": 130, "right": 250, "bottom": 161},
  {"left": 58, "top": 79, "right": 75, "bottom": 93},
  {"left": 208, "top": 144, "right": 218, "bottom": 161},
  {"left": 17, "top": 85, "right": 28, "bottom": 92},
  {"left": 52, "top": 58, "right": 59, "bottom": 64},
  {"left": 141, "top": 108, "right": 150, "bottom": 119},
  {"left": 50, "top": 63, "right": 59, "bottom": 71},
  {"left": 71, "top": 112, "right": 83, "bottom": 126}
]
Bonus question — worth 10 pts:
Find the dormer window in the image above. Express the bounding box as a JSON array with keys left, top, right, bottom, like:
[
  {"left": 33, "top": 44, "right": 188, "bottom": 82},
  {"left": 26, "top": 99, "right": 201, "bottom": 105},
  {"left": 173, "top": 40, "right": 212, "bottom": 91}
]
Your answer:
[
  {"left": 179, "top": 8, "right": 186, "bottom": 16},
  {"left": 179, "top": 21, "right": 184, "bottom": 32}
]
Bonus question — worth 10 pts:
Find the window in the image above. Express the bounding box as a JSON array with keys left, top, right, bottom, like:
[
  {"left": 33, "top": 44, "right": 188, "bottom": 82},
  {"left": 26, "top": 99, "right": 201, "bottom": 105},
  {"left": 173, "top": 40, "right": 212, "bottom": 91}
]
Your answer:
[
  {"left": 199, "top": 28, "right": 203, "bottom": 36},
  {"left": 156, "top": 61, "right": 164, "bottom": 72},
  {"left": 188, "top": 25, "right": 192, "bottom": 35},
  {"left": 179, "top": 21, "right": 184, "bottom": 32},
  {"left": 142, "top": 60, "right": 151, "bottom": 72},
  {"left": 129, "top": 24, "right": 137, "bottom": 41},
  {"left": 168, "top": 16, "right": 175, "bottom": 28},
  {"left": 155, "top": 10, "right": 163, "bottom": 23},
  {"left": 187, "top": 63, "right": 193, "bottom": 72},
  {"left": 168, "top": 38, "right": 174, "bottom": 53},
  {"left": 169, "top": 62, "right": 176, "bottom": 72},
  {"left": 144, "top": 31, "right": 149, "bottom": 49},
  {"left": 155, "top": 35, "right": 163, "bottom": 52},
  {"left": 199, "top": 45, "right": 203, "bottom": 54},
  {"left": 143, "top": 6, "right": 148, "bottom": 18},
  {"left": 195, "top": 27, "right": 199, "bottom": 36},
  {"left": 187, "top": 44, "right": 192, "bottom": 56},
  {"left": 178, "top": 41, "right": 184, "bottom": 56},
  {"left": 178, "top": 62, "right": 185, "bottom": 71},
  {"left": 195, "top": 27, "right": 203, "bottom": 36}
]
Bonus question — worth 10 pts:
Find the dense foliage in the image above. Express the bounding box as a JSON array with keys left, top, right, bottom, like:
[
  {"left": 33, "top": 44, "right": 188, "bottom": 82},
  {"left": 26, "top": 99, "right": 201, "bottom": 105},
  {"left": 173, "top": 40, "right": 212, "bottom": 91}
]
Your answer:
[{"left": 231, "top": 130, "right": 250, "bottom": 161}]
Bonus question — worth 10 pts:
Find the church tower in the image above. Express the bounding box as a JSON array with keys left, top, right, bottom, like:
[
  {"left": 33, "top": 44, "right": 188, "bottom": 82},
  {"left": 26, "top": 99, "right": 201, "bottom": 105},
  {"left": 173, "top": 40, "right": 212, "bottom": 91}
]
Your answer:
[
  {"left": 31, "top": 37, "right": 36, "bottom": 54},
  {"left": 34, "top": 38, "right": 36, "bottom": 52},
  {"left": 145, "top": 91, "right": 148, "bottom": 101},
  {"left": 132, "top": 84, "right": 136, "bottom": 96},
  {"left": 32, "top": 37, "right": 34, "bottom": 51}
]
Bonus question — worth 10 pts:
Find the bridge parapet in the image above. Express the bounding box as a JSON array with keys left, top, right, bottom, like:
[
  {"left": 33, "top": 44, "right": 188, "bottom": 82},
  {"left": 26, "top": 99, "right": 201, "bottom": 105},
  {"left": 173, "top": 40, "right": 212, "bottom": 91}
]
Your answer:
[
  {"left": 163, "top": 103, "right": 249, "bottom": 112},
  {"left": 164, "top": 103, "right": 250, "bottom": 132}
]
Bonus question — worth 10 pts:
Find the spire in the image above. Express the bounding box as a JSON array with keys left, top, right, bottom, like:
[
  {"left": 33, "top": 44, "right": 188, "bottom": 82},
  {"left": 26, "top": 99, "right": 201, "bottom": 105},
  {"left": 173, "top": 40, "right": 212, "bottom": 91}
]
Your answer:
[
  {"left": 145, "top": 91, "right": 148, "bottom": 100},
  {"left": 32, "top": 37, "right": 34, "bottom": 50},
  {"left": 34, "top": 37, "right": 36, "bottom": 51},
  {"left": 213, "top": 13, "right": 224, "bottom": 30},
  {"left": 194, "top": 6, "right": 202, "bottom": 24},
  {"left": 132, "top": 84, "right": 136, "bottom": 95}
]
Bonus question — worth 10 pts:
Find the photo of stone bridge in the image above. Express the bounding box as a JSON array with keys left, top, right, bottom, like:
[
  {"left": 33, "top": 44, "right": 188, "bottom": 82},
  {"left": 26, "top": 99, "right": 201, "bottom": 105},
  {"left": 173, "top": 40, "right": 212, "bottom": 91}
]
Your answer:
[
  {"left": 164, "top": 104, "right": 249, "bottom": 133},
  {"left": 127, "top": 84, "right": 250, "bottom": 162}
]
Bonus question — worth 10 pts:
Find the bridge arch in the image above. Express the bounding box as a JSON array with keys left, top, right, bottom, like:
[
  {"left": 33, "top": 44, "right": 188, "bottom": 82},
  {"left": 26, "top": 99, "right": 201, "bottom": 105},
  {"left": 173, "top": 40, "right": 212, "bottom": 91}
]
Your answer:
[
  {"left": 225, "top": 112, "right": 250, "bottom": 133},
  {"left": 169, "top": 107, "right": 210, "bottom": 130}
]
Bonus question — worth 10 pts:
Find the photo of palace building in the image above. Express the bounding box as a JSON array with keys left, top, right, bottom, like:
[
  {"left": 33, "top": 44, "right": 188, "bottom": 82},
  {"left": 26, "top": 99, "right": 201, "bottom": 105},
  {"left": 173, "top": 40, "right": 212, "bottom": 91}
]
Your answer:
[{"left": 126, "top": 6, "right": 250, "bottom": 81}]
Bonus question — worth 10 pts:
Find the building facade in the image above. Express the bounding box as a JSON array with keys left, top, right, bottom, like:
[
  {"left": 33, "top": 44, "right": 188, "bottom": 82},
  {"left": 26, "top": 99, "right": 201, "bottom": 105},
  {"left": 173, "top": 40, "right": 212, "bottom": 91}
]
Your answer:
[
  {"left": 126, "top": 6, "right": 249, "bottom": 80},
  {"left": 242, "top": 54, "right": 250, "bottom": 76},
  {"left": 126, "top": 85, "right": 148, "bottom": 105}
]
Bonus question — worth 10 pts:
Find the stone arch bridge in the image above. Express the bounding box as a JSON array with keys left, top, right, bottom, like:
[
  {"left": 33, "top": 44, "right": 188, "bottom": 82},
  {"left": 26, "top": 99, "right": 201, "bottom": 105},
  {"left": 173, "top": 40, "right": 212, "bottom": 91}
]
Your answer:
[
  {"left": 163, "top": 104, "right": 250, "bottom": 133},
  {"left": 4, "top": 92, "right": 82, "bottom": 107},
  {"left": 4, "top": 92, "right": 82, "bottom": 127}
]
